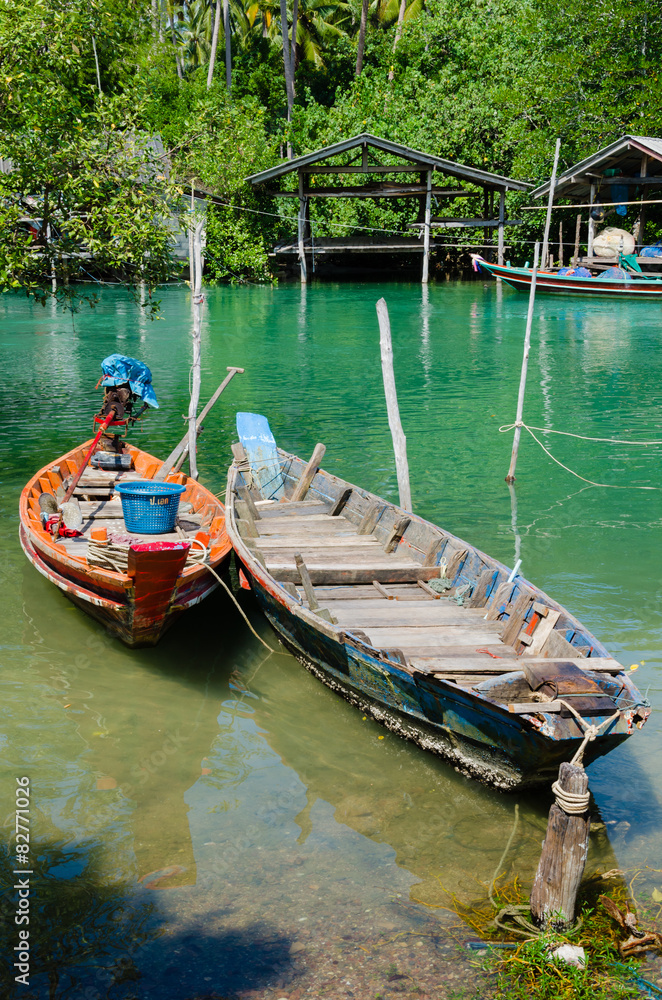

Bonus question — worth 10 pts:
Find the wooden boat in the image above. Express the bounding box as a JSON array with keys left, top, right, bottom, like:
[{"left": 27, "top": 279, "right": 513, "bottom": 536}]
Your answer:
[
  {"left": 20, "top": 440, "right": 231, "bottom": 647},
  {"left": 475, "top": 256, "right": 662, "bottom": 298},
  {"left": 225, "top": 413, "right": 650, "bottom": 790}
]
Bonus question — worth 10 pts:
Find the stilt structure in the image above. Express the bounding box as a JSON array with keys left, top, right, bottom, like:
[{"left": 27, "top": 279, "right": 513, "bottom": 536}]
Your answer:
[
  {"left": 245, "top": 134, "right": 529, "bottom": 283},
  {"left": 529, "top": 134, "right": 662, "bottom": 270}
]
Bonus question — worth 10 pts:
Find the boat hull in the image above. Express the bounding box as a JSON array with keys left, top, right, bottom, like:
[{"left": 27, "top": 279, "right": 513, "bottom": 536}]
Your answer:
[
  {"left": 479, "top": 259, "right": 662, "bottom": 298},
  {"left": 225, "top": 426, "right": 648, "bottom": 791},
  {"left": 242, "top": 561, "right": 627, "bottom": 790},
  {"left": 20, "top": 441, "right": 231, "bottom": 647}
]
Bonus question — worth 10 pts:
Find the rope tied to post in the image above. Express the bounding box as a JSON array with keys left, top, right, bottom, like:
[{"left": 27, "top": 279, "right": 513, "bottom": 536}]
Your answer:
[
  {"left": 549, "top": 702, "right": 622, "bottom": 814},
  {"left": 499, "top": 421, "right": 662, "bottom": 490}
]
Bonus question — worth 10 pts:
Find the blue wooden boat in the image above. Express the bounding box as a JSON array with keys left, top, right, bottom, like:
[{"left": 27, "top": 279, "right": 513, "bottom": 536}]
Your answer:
[
  {"left": 226, "top": 414, "right": 650, "bottom": 790},
  {"left": 474, "top": 256, "right": 662, "bottom": 298}
]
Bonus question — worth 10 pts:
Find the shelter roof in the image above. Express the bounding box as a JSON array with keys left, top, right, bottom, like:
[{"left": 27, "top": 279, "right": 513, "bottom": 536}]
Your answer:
[
  {"left": 532, "top": 135, "right": 662, "bottom": 200},
  {"left": 245, "top": 133, "right": 530, "bottom": 192}
]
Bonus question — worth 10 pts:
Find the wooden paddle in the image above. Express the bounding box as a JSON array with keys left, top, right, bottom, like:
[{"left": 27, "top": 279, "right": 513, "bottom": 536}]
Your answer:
[{"left": 154, "top": 366, "right": 244, "bottom": 481}]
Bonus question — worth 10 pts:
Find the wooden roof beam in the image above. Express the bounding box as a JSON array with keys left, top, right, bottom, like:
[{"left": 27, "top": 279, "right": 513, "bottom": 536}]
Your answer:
[
  {"left": 266, "top": 186, "right": 475, "bottom": 199},
  {"left": 299, "top": 164, "right": 427, "bottom": 174}
]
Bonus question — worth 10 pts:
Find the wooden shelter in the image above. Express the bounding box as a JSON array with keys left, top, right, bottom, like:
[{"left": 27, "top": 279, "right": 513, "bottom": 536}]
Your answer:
[
  {"left": 531, "top": 135, "right": 662, "bottom": 266},
  {"left": 245, "top": 134, "right": 530, "bottom": 282}
]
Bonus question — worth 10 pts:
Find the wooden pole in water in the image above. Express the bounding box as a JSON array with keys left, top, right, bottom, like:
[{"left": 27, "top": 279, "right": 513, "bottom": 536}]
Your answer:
[
  {"left": 530, "top": 761, "right": 590, "bottom": 929},
  {"left": 540, "top": 138, "right": 561, "bottom": 268},
  {"left": 505, "top": 241, "right": 539, "bottom": 483},
  {"left": 558, "top": 221, "right": 563, "bottom": 267},
  {"left": 188, "top": 220, "right": 205, "bottom": 480},
  {"left": 376, "top": 298, "right": 412, "bottom": 511},
  {"left": 497, "top": 190, "right": 506, "bottom": 266},
  {"left": 573, "top": 214, "right": 581, "bottom": 265},
  {"left": 189, "top": 182, "right": 195, "bottom": 290},
  {"left": 421, "top": 169, "right": 432, "bottom": 284}
]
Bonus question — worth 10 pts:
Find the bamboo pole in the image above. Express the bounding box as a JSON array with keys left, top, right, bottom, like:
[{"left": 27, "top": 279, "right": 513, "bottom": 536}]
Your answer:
[
  {"left": 573, "top": 214, "right": 581, "bottom": 265},
  {"left": 188, "top": 220, "right": 205, "bottom": 480},
  {"left": 376, "top": 298, "right": 412, "bottom": 511},
  {"left": 505, "top": 242, "right": 539, "bottom": 483},
  {"left": 540, "top": 138, "right": 561, "bottom": 267},
  {"left": 558, "top": 221, "right": 563, "bottom": 267},
  {"left": 189, "top": 183, "right": 195, "bottom": 289}
]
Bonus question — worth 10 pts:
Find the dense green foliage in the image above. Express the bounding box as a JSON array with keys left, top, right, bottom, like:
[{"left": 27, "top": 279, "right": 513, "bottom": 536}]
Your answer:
[{"left": 1, "top": 0, "right": 661, "bottom": 293}]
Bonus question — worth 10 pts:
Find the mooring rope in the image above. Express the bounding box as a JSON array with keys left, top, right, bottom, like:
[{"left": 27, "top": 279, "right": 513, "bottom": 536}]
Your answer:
[
  {"left": 488, "top": 803, "right": 520, "bottom": 909},
  {"left": 500, "top": 423, "right": 662, "bottom": 447},
  {"left": 193, "top": 543, "right": 277, "bottom": 653},
  {"left": 499, "top": 421, "right": 662, "bottom": 490}
]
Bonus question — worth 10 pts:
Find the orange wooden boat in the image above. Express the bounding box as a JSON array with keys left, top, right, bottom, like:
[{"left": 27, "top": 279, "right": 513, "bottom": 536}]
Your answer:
[{"left": 19, "top": 440, "right": 231, "bottom": 647}]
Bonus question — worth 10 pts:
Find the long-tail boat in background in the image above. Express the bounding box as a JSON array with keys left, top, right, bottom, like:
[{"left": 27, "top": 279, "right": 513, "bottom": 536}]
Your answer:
[
  {"left": 19, "top": 355, "right": 232, "bottom": 647},
  {"left": 474, "top": 254, "right": 662, "bottom": 298},
  {"left": 225, "top": 413, "right": 650, "bottom": 790}
]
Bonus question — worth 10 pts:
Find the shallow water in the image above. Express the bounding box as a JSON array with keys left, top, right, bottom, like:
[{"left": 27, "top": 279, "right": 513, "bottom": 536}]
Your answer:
[{"left": 1, "top": 280, "right": 661, "bottom": 998}]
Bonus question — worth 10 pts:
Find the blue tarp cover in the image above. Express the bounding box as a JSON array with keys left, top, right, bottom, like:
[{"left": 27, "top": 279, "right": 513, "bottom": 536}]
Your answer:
[
  {"left": 100, "top": 354, "right": 158, "bottom": 408},
  {"left": 557, "top": 267, "right": 592, "bottom": 277}
]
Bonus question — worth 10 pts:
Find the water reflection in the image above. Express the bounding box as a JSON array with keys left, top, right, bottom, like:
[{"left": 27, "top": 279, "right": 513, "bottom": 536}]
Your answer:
[{"left": 237, "top": 647, "right": 622, "bottom": 909}]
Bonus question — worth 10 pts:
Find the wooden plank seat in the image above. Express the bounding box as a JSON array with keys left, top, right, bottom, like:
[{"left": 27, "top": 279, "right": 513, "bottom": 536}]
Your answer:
[
  {"left": 269, "top": 555, "right": 441, "bottom": 585},
  {"left": 318, "top": 599, "right": 488, "bottom": 629},
  {"left": 255, "top": 500, "right": 331, "bottom": 518},
  {"left": 409, "top": 655, "right": 625, "bottom": 675},
  {"left": 355, "top": 624, "right": 505, "bottom": 647},
  {"left": 295, "top": 583, "right": 444, "bottom": 601}
]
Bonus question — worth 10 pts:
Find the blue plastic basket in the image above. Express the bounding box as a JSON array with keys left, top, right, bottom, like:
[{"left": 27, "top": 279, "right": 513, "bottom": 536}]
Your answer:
[{"left": 115, "top": 480, "right": 186, "bottom": 534}]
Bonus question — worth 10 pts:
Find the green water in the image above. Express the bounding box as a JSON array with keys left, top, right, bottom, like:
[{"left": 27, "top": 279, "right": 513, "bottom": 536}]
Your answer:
[{"left": 1, "top": 281, "right": 661, "bottom": 997}]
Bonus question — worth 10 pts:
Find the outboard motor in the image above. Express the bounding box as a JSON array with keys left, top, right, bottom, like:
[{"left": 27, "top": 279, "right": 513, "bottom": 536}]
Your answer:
[{"left": 94, "top": 354, "right": 159, "bottom": 466}]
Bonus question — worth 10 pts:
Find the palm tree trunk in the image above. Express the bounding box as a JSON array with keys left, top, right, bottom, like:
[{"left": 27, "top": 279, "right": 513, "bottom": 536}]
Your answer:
[
  {"left": 207, "top": 0, "right": 222, "bottom": 88},
  {"left": 280, "top": 0, "right": 294, "bottom": 119},
  {"left": 388, "top": 0, "right": 406, "bottom": 82},
  {"left": 223, "top": 0, "right": 231, "bottom": 93},
  {"left": 355, "top": 0, "right": 368, "bottom": 76},
  {"left": 169, "top": 1, "right": 183, "bottom": 79}
]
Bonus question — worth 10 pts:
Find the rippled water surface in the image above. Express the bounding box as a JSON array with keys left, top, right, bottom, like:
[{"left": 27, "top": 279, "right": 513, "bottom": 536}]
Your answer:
[{"left": 1, "top": 281, "right": 661, "bottom": 998}]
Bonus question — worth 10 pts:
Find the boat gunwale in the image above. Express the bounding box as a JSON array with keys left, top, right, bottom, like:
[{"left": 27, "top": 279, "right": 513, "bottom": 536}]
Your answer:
[
  {"left": 20, "top": 437, "right": 231, "bottom": 593},
  {"left": 478, "top": 259, "right": 662, "bottom": 294}
]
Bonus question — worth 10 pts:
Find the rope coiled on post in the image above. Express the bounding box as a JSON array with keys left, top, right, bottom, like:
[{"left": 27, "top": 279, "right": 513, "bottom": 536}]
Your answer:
[{"left": 549, "top": 701, "right": 621, "bottom": 814}]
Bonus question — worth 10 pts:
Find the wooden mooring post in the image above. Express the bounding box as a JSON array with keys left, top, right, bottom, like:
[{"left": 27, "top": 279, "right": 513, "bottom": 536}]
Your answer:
[
  {"left": 188, "top": 220, "right": 205, "bottom": 480},
  {"left": 376, "top": 298, "right": 412, "bottom": 511},
  {"left": 530, "top": 761, "right": 590, "bottom": 929}
]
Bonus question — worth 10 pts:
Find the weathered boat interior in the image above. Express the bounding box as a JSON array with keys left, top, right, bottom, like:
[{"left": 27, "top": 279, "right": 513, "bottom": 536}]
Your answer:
[
  {"left": 23, "top": 442, "right": 227, "bottom": 571},
  {"left": 231, "top": 443, "right": 645, "bottom": 726}
]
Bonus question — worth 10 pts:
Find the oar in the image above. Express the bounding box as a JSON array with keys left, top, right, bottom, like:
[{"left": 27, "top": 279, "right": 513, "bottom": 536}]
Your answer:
[
  {"left": 61, "top": 412, "right": 118, "bottom": 504},
  {"left": 154, "top": 366, "right": 245, "bottom": 481}
]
